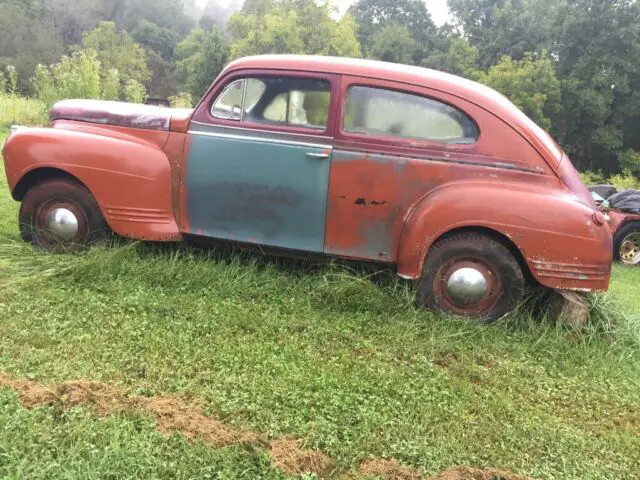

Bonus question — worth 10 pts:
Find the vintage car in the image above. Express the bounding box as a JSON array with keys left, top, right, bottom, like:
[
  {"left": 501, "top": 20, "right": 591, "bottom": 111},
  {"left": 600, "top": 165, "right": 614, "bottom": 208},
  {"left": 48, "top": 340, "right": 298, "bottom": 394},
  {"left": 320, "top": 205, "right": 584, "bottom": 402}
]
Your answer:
[
  {"left": 589, "top": 185, "right": 640, "bottom": 265},
  {"left": 2, "top": 55, "right": 613, "bottom": 321}
]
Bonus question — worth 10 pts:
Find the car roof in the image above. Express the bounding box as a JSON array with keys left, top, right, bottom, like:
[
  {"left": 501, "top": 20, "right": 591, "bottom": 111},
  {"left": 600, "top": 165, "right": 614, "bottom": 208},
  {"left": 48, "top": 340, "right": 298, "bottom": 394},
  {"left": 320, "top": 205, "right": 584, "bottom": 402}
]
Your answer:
[
  {"left": 221, "top": 54, "right": 563, "bottom": 166},
  {"left": 225, "top": 55, "right": 510, "bottom": 110}
]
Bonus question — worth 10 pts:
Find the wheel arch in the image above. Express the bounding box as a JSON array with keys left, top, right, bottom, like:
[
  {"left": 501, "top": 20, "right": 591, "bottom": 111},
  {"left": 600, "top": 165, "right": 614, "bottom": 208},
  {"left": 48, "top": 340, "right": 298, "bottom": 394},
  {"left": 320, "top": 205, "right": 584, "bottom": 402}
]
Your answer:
[
  {"left": 12, "top": 167, "right": 87, "bottom": 201},
  {"left": 433, "top": 226, "right": 534, "bottom": 282}
]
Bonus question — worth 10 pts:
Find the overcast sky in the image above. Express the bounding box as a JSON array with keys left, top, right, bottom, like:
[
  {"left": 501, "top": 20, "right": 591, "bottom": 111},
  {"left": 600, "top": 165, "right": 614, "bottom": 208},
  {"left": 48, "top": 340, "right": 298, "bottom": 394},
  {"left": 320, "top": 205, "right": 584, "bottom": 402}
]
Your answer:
[{"left": 195, "top": 0, "right": 452, "bottom": 26}]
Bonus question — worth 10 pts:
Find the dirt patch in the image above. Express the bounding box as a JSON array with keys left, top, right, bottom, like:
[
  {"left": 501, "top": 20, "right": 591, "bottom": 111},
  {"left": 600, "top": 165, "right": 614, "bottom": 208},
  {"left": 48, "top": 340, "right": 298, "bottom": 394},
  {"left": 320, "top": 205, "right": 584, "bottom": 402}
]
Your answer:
[
  {"left": 270, "top": 437, "right": 334, "bottom": 477},
  {"left": 359, "top": 458, "right": 422, "bottom": 479},
  {"left": 430, "top": 466, "right": 535, "bottom": 480},
  {"left": 0, "top": 373, "right": 57, "bottom": 407},
  {"left": 0, "top": 373, "right": 262, "bottom": 448},
  {"left": 142, "top": 396, "right": 265, "bottom": 447},
  {"left": 58, "top": 380, "right": 129, "bottom": 414}
]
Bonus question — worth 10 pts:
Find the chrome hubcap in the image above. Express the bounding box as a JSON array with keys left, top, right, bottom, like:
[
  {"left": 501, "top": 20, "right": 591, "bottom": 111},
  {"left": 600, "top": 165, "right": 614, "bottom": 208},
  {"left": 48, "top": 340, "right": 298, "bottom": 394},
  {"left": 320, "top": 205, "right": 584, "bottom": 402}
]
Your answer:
[
  {"left": 46, "top": 208, "right": 79, "bottom": 241},
  {"left": 446, "top": 267, "right": 488, "bottom": 305}
]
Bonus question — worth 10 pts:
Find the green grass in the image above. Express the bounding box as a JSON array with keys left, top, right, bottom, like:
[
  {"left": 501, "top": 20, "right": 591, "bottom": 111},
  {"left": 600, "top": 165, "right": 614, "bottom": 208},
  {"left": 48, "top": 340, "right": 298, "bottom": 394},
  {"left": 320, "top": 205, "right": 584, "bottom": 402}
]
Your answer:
[{"left": 1, "top": 130, "right": 639, "bottom": 479}]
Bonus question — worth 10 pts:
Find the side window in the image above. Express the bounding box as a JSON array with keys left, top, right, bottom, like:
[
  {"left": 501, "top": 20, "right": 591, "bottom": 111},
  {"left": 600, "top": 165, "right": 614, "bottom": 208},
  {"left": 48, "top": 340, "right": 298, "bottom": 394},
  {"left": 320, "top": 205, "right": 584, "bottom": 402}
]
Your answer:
[
  {"left": 343, "top": 86, "right": 478, "bottom": 144},
  {"left": 211, "top": 75, "right": 331, "bottom": 130},
  {"left": 212, "top": 79, "right": 245, "bottom": 120},
  {"left": 212, "top": 78, "right": 267, "bottom": 120}
]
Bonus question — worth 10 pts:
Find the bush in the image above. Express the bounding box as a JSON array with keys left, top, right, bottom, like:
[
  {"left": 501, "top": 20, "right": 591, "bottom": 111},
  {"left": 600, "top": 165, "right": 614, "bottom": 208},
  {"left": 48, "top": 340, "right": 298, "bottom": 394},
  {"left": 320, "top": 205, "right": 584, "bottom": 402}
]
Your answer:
[
  {"left": 31, "top": 50, "right": 101, "bottom": 106},
  {"left": 30, "top": 50, "right": 147, "bottom": 105},
  {"left": 608, "top": 170, "right": 640, "bottom": 190},
  {"left": 124, "top": 79, "right": 147, "bottom": 104},
  {"left": 168, "top": 92, "right": 193, "bottom": 108},
  {"left": 580, "top": 169, "right": 640, "bottom": 191},
  {"left": 0, "top": 92, "right": 49, "bottom": 127},
  {"left": 580, "top": 170, "right": 606, "bottom": 186}
]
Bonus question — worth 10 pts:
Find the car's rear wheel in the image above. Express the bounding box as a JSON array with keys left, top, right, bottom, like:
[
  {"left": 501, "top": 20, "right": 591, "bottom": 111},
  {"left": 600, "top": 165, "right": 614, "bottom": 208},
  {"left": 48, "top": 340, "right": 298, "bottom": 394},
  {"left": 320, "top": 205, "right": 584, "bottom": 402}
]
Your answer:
[
  {"left": 416, "top": 232, "right": 525, "bottom": 322},
  {"left": 613, "top": 221, "right": 640, "bottom": 265},
  {"left": 19, "top": 178, "right": 110, "bottom": 252}
]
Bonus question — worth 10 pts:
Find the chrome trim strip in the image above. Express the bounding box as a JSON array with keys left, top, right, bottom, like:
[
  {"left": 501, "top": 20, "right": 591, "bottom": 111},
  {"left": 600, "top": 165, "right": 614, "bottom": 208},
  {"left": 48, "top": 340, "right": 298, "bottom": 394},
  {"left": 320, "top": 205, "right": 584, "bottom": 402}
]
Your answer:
[
  {"left": 334, "top": 147, "right": 545, "bottom": 175},
  {"left": 188, "top": 129, "right": 333, "bottom": 150},
  {"left": 190, "top": 120, "right": 333, "bottom": 140},
  {"left": 240, "top": 79, "right": 247, "bottom": 122}
]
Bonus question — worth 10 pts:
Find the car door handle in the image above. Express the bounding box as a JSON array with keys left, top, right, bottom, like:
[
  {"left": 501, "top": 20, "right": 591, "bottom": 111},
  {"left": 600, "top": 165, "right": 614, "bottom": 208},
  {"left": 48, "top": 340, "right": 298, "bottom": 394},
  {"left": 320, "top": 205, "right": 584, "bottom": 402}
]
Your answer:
[{"left": 306, "top": 152, "right": 330, "bottom": 160}]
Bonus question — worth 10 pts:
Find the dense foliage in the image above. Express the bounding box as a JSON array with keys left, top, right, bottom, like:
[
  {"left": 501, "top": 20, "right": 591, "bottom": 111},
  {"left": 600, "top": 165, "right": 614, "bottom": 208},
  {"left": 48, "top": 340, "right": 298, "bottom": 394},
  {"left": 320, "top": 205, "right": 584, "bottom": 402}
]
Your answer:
[{"left": 1, "top": 0, "right": 640, "bottom": 177}]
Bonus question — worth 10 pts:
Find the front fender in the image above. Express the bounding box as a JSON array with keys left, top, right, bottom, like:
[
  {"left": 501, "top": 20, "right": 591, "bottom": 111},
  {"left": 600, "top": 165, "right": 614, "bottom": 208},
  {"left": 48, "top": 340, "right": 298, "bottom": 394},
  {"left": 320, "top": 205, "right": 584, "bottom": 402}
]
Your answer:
[
  {"left": 3, "top": 126, "right": 180, "bottom": 241},
  {"left": 396, "top": 180, "right": 612, "bottom": 292}
]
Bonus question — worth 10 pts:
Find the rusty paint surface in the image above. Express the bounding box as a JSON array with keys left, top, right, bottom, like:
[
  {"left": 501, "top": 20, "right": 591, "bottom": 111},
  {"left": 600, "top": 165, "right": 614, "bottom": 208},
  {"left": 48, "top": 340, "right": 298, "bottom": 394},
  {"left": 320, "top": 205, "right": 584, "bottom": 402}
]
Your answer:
[
  {"left": 50, "top": 99, "right": 192, "bottom": 132},
  {"left": 170, "top": 109, "right": 194, "bottom": 133},
  {"left": 3, "top": 123, "right": 181, "bottom": 241}
]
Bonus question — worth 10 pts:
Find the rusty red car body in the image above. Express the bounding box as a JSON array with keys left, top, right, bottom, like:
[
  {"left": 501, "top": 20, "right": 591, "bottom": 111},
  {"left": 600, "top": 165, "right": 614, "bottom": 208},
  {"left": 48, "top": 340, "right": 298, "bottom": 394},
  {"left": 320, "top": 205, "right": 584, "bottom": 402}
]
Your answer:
[{"left": 2, "top": 55, "right": 613, "bottom": 320}]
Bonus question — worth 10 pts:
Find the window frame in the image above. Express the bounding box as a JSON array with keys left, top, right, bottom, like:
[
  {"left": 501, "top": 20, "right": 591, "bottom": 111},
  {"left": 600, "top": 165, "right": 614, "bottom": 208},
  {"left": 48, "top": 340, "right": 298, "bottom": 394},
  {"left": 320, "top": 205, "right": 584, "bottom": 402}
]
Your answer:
[
  {"left": 192, "top": 69, "right": 341, "bottom": 138},
  {"left": 210, "top": 78, "right": 249, "bottom": 121},
  {"left": 336, "top": 76, "right": 481, "bottom": 151}
]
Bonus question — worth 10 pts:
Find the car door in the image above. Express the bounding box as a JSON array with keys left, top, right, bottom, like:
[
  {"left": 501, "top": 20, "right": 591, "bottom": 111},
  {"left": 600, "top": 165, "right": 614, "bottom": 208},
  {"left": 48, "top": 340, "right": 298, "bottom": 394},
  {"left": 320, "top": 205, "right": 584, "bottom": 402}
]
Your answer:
[
  {"left": 184, "top": 71, "right": 340, "bottom": 253},
  {"left": 324, "top": 75, "right": 481, "bottom": 262}
]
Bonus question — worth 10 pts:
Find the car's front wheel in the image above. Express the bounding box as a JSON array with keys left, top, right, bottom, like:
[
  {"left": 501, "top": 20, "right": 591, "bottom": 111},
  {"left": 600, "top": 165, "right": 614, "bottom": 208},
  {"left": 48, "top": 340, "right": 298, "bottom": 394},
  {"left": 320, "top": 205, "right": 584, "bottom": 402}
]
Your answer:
[
  {"left": 613, "top": 221, "right": 640, "bottom": 265},
  {"left": 19, "top": 178, "right": 110, "bottom": 252},
  {"left": 416, "top": 232, "right": 525, "bottom": 322}
]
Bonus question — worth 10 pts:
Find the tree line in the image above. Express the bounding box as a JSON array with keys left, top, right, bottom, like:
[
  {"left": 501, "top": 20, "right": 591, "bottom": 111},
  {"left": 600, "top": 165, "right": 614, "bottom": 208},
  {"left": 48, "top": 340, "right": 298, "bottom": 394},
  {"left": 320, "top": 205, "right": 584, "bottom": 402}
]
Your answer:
[{"left": 1, "top": 0, "right": 639, "bottom": 177}]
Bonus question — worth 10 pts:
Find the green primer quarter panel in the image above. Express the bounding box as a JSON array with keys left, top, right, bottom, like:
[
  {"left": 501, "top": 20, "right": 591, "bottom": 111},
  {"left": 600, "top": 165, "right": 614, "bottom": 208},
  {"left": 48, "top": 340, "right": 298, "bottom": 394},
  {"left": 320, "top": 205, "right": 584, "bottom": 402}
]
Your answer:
[{"left": 185, "top": 125, "right": 332, "bottom": 253}]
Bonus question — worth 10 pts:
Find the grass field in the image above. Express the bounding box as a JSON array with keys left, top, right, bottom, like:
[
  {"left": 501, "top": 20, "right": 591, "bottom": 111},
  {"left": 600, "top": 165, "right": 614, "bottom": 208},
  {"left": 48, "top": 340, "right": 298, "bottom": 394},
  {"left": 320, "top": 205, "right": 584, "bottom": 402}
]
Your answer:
[{"left": 1, "top": 128, "right": 639, "bottom": 480}]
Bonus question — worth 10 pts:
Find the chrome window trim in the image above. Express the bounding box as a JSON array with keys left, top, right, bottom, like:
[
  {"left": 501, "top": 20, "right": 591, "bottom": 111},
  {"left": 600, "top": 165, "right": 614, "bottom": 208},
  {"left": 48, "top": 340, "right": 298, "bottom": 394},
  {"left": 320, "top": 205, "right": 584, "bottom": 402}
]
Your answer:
[
  {"left": 190, "top": 120, "right": 333, "bottom": 140},
  {"left": 188, "top": 129, "right": 333, "bottom": 150}
]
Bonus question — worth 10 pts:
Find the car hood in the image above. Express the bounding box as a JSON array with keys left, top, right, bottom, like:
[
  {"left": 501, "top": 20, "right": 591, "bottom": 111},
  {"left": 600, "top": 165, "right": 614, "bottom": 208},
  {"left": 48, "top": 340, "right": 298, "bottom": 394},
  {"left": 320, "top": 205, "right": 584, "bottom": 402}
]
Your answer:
[{"left": 50, "top": 99, "right": 193, "bottom": 132}]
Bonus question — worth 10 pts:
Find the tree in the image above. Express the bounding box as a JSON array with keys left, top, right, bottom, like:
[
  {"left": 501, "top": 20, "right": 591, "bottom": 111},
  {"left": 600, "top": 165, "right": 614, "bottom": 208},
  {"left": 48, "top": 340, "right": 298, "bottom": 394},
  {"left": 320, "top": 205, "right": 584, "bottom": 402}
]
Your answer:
[
  {"left": 369, "top": 24, "right": 416, "bottom": 65},
  {"left": 423, "top": 36, "right": 482, "bottom": 80},
  {"left": 131, "top": 19, "right": 179, "bottom": 61},
  {"left": 202, "top": 0, "right": 243, "bottom": 28},
  {"left": 241, "top": 0, "right": 275, "bottom": 16},
  {"left": 100, "top": 0, "right": 195, "bottom": 36},
  {"left": 81, "top": 21, "right": 150, "bottom": 85},
  {"left": 49, "top": 0, "right": 102, "bottom": 45},
  {"left": 348, "top": 0, "right": 444, "bottom": 63},
  {"left": 554, "top": 0, "right": 640, "bottom": 174},
  {"left": 102, "top": 68, "right": 121, "bottom": 100},
  {"left": 174, "top": 27, "right": 230, "bottom": 101},
  {"left": 480, "top": 52, "right": 561, "bottom": 130},
  {"left": 448, "top": 0, "right": 561, "bottom": 68},
  {"left": 227, "top": 1, "right": 361, "bottom": 59},
  {"left": 145, "top": 50, "right": 178, "bottom": 98},
  {"left": 0, "top": 0, "right": 64, "bottom": 93}
]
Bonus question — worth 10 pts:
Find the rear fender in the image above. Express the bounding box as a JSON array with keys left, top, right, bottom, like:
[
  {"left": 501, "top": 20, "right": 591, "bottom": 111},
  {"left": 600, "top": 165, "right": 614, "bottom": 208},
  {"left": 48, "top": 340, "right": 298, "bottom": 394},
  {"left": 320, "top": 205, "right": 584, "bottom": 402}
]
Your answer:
[
  {"left": 3, "top": 127, "right": 180, "bottom": 241},
  {"left": 397, "top": 181, "right": 612, "bottom": 292}
]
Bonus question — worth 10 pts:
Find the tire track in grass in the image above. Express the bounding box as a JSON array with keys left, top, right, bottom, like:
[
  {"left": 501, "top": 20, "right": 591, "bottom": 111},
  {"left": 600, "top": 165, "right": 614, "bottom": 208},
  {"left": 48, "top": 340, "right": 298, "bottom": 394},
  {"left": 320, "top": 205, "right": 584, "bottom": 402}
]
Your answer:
[{"left": 0, "top": 372, "right": 537, "bottom": 480}]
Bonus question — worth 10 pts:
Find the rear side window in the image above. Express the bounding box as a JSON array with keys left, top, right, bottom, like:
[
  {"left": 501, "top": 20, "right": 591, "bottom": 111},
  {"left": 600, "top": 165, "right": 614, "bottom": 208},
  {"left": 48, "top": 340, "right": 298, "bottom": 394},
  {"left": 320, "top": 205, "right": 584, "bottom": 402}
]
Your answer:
[
  {"left": 343, "top": 86, "right": 478, "bottom": 144},
  {"left": 211, "top": 76, "right": 331, "bottom": 130}
]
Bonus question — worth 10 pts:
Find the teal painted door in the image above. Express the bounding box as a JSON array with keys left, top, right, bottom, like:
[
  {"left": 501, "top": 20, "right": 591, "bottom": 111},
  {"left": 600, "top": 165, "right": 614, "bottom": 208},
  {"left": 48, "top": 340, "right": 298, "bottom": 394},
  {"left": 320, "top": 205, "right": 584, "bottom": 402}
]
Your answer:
[{"left": 185, "top": 123, "right": 333, "bottom": 253}]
